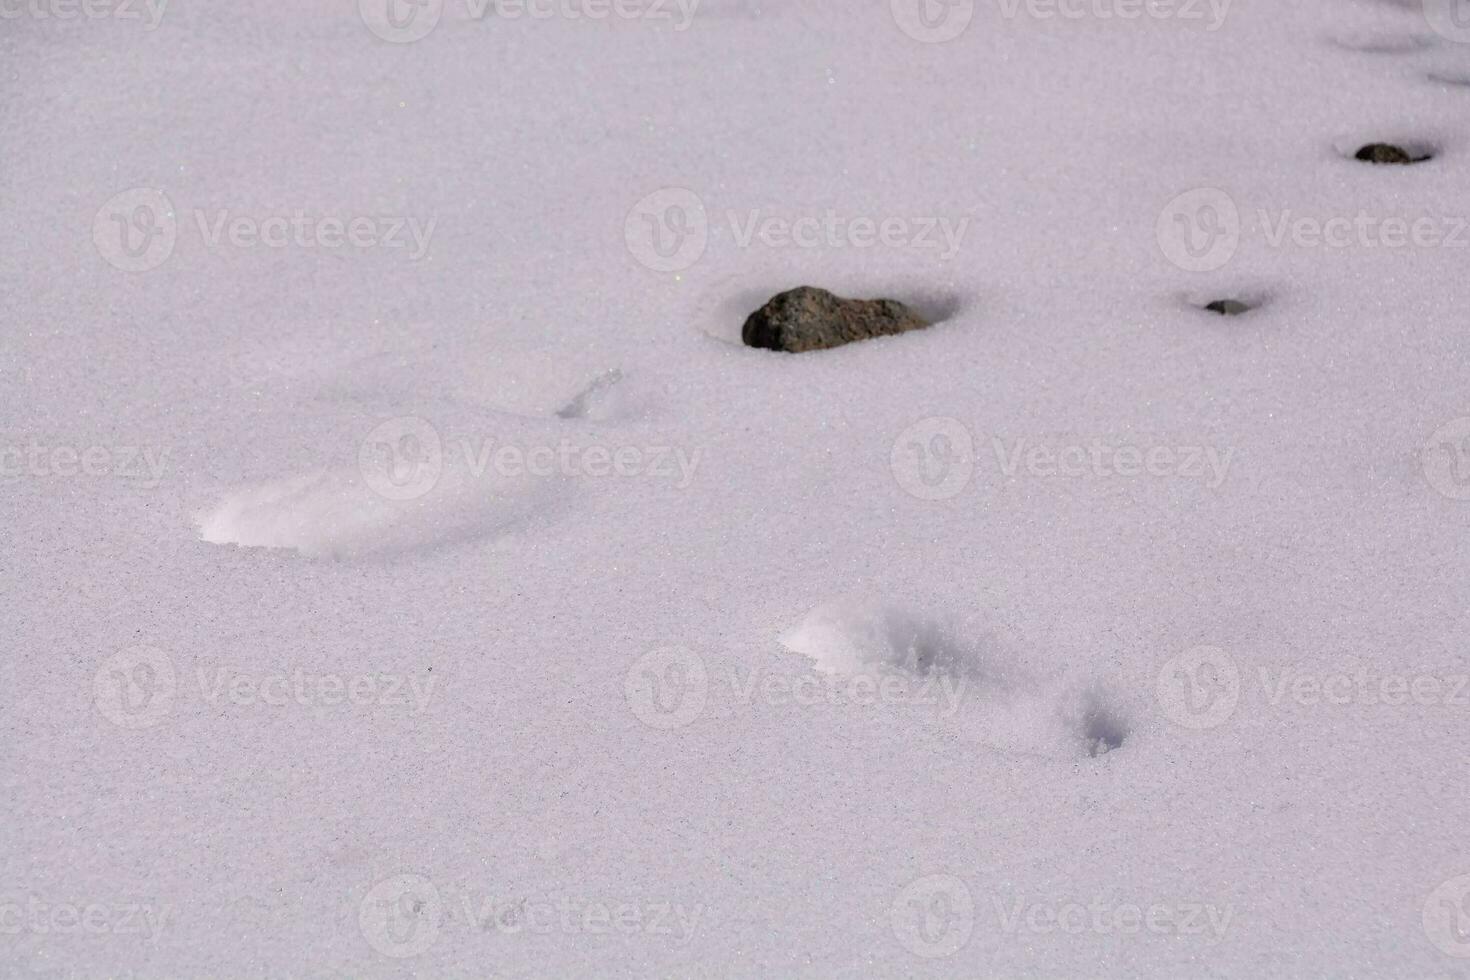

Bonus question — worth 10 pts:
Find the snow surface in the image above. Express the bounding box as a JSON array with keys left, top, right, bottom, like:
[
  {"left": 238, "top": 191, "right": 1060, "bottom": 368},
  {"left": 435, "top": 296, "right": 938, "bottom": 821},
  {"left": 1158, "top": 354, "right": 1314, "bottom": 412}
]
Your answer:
[{"left": 6, "top": 0, "right": 1470, "bottom": 975}]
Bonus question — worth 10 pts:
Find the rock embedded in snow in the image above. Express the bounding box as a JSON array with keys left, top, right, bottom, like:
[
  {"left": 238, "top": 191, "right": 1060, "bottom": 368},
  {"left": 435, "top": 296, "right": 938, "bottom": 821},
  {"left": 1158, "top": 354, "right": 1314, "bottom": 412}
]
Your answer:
[
  {"left": 1354, "top": 142, "right": 1431, "bottom": 165},
  {"left": 741, "top": 286, "right": 929, "bottom": 353}
]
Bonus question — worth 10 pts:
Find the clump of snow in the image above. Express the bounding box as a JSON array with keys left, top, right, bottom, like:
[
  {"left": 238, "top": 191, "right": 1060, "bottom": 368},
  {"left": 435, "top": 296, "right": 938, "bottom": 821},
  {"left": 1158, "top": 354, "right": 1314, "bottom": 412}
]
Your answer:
[
  {"left": 194, "top": 461, "right": 558, "bottom": 559},
  {"left": 779, "top": 597, "right": 981, "bottom": 678}
]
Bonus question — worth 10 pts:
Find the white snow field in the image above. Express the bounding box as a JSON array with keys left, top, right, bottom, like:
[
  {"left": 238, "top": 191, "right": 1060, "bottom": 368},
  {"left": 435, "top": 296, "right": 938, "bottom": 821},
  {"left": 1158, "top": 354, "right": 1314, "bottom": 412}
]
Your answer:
[{"left": 6, "top": 0, "right": 1470, "bottom": 975}]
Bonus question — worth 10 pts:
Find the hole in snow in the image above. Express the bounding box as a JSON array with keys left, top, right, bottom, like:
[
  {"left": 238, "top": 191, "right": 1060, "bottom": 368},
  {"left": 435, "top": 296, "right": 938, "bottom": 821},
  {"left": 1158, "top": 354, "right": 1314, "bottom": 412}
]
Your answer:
[
  {"left": 1179, "top": 287, "right": 1272, "bottom": 319},
  {"left": 1081, "top": 705, "right": 1128, "bottom": 758},
  {"left": 1203, "top": 298, "right": 1255, "bottom": 317},
  {"left": 1066, "top": 691, "right": 1129, "bottom": 759}
]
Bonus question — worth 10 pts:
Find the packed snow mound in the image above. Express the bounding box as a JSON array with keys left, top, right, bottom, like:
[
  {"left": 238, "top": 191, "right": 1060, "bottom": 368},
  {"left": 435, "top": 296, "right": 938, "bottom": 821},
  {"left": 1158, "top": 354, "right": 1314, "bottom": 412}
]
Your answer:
[{"left": 195, "top": 449, "right": 560, "bottom": 559}]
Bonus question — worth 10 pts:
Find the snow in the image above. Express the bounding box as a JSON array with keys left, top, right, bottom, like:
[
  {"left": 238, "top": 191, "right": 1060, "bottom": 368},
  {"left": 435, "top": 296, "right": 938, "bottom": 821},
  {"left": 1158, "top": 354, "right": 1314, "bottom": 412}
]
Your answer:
[{"left": 5, "top": 0, "right": 1470, "bottom": 975}]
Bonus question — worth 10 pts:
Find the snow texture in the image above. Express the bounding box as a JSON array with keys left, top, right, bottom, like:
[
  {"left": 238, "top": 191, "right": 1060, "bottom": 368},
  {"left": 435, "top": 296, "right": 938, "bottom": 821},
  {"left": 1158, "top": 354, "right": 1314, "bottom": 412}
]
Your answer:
[{"left": 5, "top": 0, "right": 1470, "bottom": 975}]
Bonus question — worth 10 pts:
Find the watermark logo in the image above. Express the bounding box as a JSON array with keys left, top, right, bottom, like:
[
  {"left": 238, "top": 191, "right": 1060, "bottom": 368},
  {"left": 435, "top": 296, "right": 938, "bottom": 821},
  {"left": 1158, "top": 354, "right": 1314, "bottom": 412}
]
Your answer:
[
  {"left": 360, "top": 0, "right": 699, "bottom": 40},
  {"left": 360, "top": 0, "right": 444, "bottom": 42},
  {"left": 93, "top": 189, "right": 176, "bottom": 273},
  {"left": 358, "top": 876, "right": 702, "bottom": 954},
  {"left": 892, "top": 420, "right": 1234, "bottom": 499},
  {"left": 1424, "top": 0, "right": 1470, "bottom": 45},
  {"left": 625, "top": 190, "right": 968, "bottom": 271},
  {"left": 0, "top": 0, "right": 168, "bottom": 29},
  {"left": 1423, "top": 417, "right": 1470, "bottom": 501},
  {"left": 625, "top": 188, "right": 708, "bottom": 272},
  {"left": 891, "top": 874, "right": 974, "bottom": 958},
  {"left": 1260, "top": 668, "right": 1468, "bottom": 708},
  {"left": 995, "top": 0, "right": 1230, "bottom": 29},
  {"left": 456, "top": 437, "right": 700, "bottom": 488},
  {"left": 193, "top": 210, "right": 436, "bottom": 260},
  {"left": 624, "top": 651, "right": 966, "bottom": 728},
  {"left": 993, "top": 895, "right": 1233, "bottom": 939},
  {"left": 1157, "top": 188, "right": 1239, "bottom": 273},
  {"left": 0, "top": 442, "right": 169, "bottom": 488},
  {"left": 624, "top": 646, "right": 708, "bottom": 730},
  {"left": 94, "top": 189, "right": 436, "bottom": 269},
  {"left": 0, "top": 898, "right": 173, "bottom": 944},
  {"left": 1156, "top": 646, "right": 1240, "bottom": 730},
  {"left": 728, "top": 666, "right": 966, "bottom": 716},
  {"left": 476, "top": 0, "right": 699, "bottom": 28},
  {"left": 890, "top": 0, "right": 974, "bottom": 43},
  {"left": 360, "top": 874, "right": 443, "bottom": 958},
  {"left": 992, "top": 436, "right": 1233, "bottom": 488},
  {"left": 466, "top": 893, "right": 702, "bottom": 941},
  {"left": 891, "top": 417, "right": 975, "bottom": 501},
  {"left": 1425, "top": 875, "right": 1470, "bottom": 958},
  {"left": 96, "top": 647, "right": 437, "bottom": 726},
  {"left": 360, "top": 417, "right": 444, "bottom": 502},
  {"left": 196, "top": 667, "right": 437, "bottom": 713},
  {"left": 726, "top": 209, "right": 969, "bottom": 259},
  {"left": 93, "top": 646, "right": 176, "bottom": 730},
  {"left": 1259, "top": 210, "right": 1467, "bottom": 251}
]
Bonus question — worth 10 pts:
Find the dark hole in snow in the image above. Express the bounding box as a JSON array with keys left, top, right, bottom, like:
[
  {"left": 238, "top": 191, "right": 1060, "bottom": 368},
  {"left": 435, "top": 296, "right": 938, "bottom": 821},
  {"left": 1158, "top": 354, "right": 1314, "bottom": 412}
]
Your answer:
[
  {"left": 1082, "top": 705, "right": 1128, "bottom": 758},
  {"left": 1204, "top": 298, "right": 1254, "bottom": 316}
]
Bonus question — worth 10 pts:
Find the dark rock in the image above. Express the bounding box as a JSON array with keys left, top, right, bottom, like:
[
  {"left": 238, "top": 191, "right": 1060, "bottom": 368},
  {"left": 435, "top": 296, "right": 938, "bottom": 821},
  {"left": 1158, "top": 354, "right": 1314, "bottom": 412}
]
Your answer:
[
  {"left": 1204, "top": 299, "right": 1253, "bottom": 316},
  {"left": 1354, "top": 143, "right": 1431, "bottom": 165},
  {"left": 741, "top": 286, "right": 931, "bottom": 353}
]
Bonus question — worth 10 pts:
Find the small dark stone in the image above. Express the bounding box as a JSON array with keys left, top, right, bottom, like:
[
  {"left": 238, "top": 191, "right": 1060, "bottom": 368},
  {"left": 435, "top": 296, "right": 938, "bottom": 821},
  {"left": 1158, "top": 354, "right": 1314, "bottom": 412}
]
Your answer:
[
  {"left": 1204, "top": 299, "right": 1253, "bottom": 316},
  {"left": 741, "top": 286, "right": 931, "bottom": 353},
  {"left": 1354, "top": 142, "right": 1431, "bottom": 165}
]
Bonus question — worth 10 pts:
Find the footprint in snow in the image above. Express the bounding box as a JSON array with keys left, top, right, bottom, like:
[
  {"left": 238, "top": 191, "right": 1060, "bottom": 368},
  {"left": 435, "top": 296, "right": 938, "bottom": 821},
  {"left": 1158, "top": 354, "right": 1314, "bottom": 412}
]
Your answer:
[{"left": 778, "top": 598, "right": 1131, "bottom": 761}]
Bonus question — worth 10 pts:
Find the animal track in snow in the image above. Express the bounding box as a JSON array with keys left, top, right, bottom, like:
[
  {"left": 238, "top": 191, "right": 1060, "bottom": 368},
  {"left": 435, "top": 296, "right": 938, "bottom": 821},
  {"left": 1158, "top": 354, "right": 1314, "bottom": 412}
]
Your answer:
[{"left": 778, "top": 598, "right": 1131, "bottom": 761}]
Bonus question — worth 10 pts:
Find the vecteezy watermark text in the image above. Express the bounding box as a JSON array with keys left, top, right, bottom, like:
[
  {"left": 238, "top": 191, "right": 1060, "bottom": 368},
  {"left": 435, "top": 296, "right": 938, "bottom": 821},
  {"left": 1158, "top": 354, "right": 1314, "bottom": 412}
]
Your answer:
[
  {"left": 1158, "top": 187, "right": 1470, "bottom": 272},
  {"left": 0, "top": 0, "right": 167, "bottom": 27},
  {"left": 357, "top": 875, "right": 702, "bottom": 958},
  {"left": 624, "top": 188, "right": 970, "bottom": 272},
  {"left": 995, "top": 0, "right": 1230, "bottom": 29},
  {"left": 359, "top": 0, "right": 699, "bottom": 43},
  {"left": 93, "top": 646, "right": 437, "bottom": 729},
  {"left": 992, "top": 895, "right": 1234, "bottom": 939},
  {"left": 357, "top": 417, "right": 703, "bottom": 502},
  {"left": 93, "top": 188, "right": 436, "bottom": 272},
  {"left": 889, "top": 417, "right": 1236, "bottom": 501},
  {"left": 0, "top": 898, "right": 172, "bottom": 944},
  {"left": 622, "top": 647, "right": 966, "bottom": 730},
  {"left": 0, "top": 442, "right": 168, "bottom": 487},
  {"left": 1156, "top": 645, "right": 1470, "bottom": 731}
]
